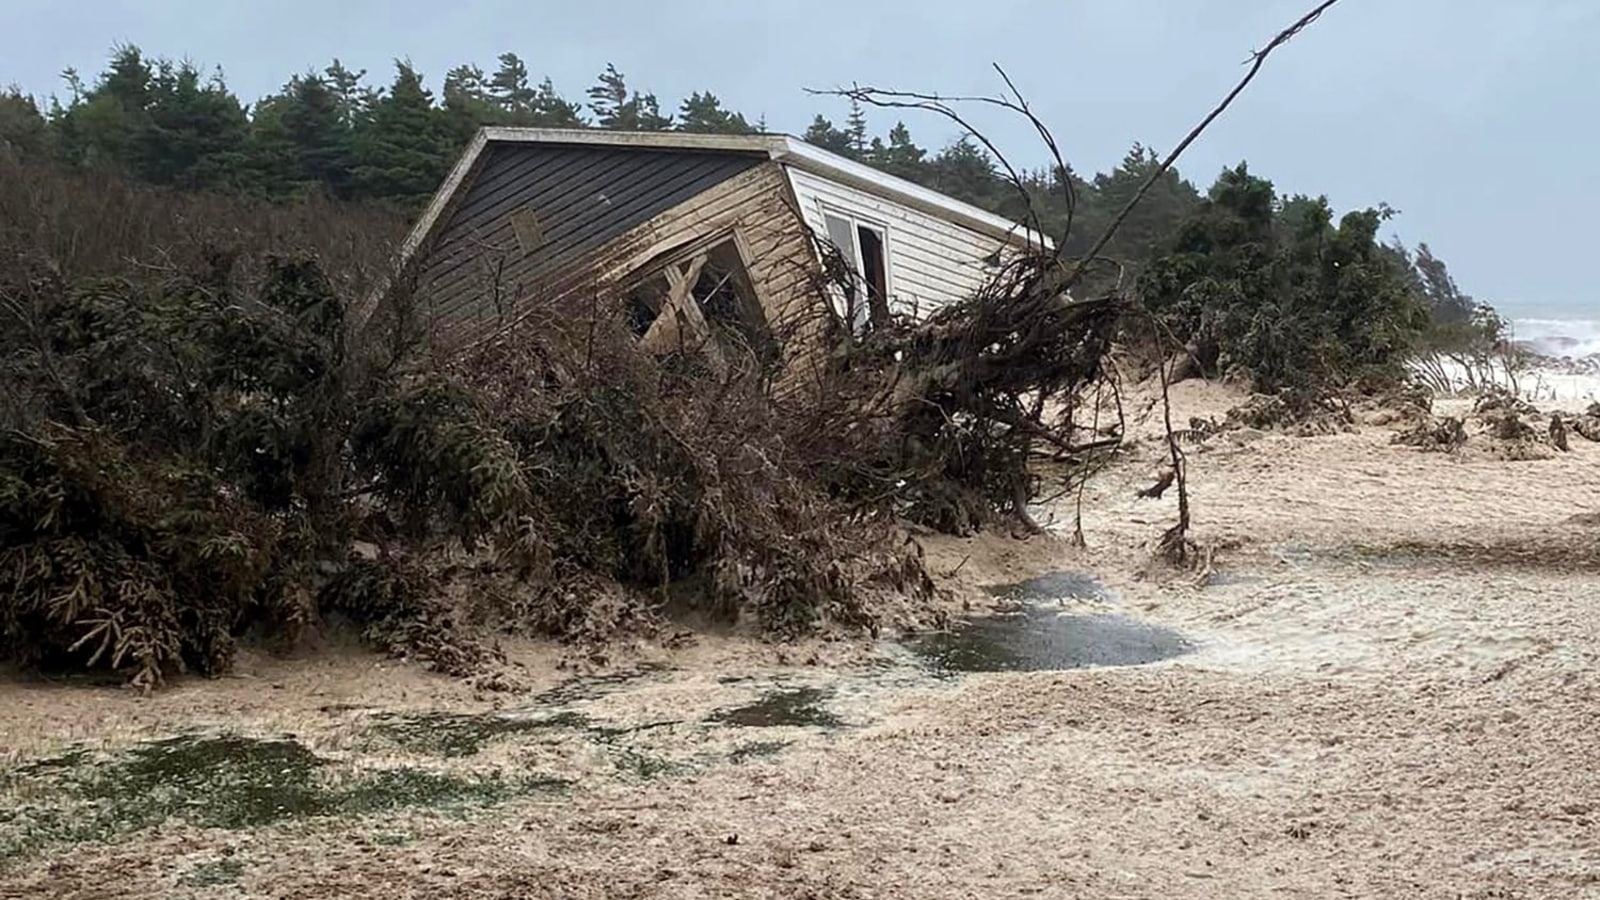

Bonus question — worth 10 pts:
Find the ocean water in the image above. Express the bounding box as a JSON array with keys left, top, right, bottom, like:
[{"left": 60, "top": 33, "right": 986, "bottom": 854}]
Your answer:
[
  {"left": 1415, "top": 317, "right": 1600, "bottom": 408},
  {"left": 1509, "top": 318, "right": 1600, "bottom": 360}
]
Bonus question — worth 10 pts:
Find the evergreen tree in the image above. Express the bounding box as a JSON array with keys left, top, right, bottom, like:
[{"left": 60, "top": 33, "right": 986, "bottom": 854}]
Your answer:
[
  {"left": 927, "top": 136, "right": 998, "bottom": 208},
  {"left": 866, "top": 121, "right": 926, "bottom": 182},
  {"left": 802, "top": 114, "right": 853, "bottom": 157},
  {"left": 586, "top": 64, "right": 671, "bottom": 131},
  {"left": 0, "top": 88, "right": 48, "bottom": 156},
  {"left": 442, "top": 63, "right": 497, "bottom": 143},
  {"left": 485, "top": 55, "right": 583, "bottom": 127},
  {"left": 1410, "top": 243, "right": 1476, "bottom": 324},
  {"left": 136, "top": 62, "right": 248, "bottom": 188},
  {"left": 277, "top": 74, "right": 356, "bottom": 196},
  {"left": 52, "top": 44, "right": 154, "bottom": 169},
  {"left": 489, "top": 53, "right": 536, "bottom": 117},
  {"left": 237, "top": 92, "right": 301, "bottom": 197},
  {"left": 323, "top": 59, "right": 375, "bottom": 127},
  {"left": 845, "top": 99, "right": 868, "bottom": 155},
  {"left": 1141, "top": 163, "right": 1424, "bottom": 390},
  {"left": 676, "top": 91, "right": 751, "bottom": 134},
  {"left": 351, "top": 61, "right": 452, "bottom": 203},
  {"left": 443, "top": 64, "right": 492, "bottom": 115},
  {"left": 529, "top": 77, "right": 584, "bottom": 127},
  {"left": 1086, "top": 142, "right": 1201, "bottom": 264}
]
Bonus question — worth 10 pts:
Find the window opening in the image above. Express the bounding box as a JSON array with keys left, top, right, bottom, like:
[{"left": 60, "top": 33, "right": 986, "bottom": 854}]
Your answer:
[
  {"left": 625, "top": 236, "right": 776, "bottom": 368},
  {"left": 820, "top": 210, "right": 890, "bottom": 333},
  {"left": 856, "top": 224, "right": 889, "bottom": 326}
]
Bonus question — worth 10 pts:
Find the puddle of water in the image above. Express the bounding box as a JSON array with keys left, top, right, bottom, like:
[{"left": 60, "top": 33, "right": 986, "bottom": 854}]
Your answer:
[
  {"left": 985, "top": 571, "right": 1113, "bottom": 604},
  {"left": 708, "top": 687, "right": 841, "bottom": 728},
  {"left": 370, "top": 710, "right": 588, "bottom": 758},
  {"left": 907, "top": 609, "right": 1192, "bottom": 673}
]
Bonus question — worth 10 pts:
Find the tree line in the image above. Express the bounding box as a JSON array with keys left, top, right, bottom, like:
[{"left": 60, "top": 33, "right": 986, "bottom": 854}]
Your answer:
[
  {"left": 0, "top": 46, "right": 1217, "bottom": 259},
  {"left": 0, "top": 43, "right": 1496, "bottom": 382}
]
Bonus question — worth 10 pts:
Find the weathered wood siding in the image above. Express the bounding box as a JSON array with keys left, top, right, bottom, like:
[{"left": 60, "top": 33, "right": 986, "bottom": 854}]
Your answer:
[
  {"left": 601, "top": 162, "right": 821, "bottom": 328},
  {"left": 785, "top": 166, "right": 1009, "bottom": 317},
  {"left": 418, "top": 143, "right": 764, "bottom": 329}
]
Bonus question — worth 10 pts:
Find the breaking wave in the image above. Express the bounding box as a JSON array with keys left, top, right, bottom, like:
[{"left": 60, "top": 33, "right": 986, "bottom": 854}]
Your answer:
[{"left": 1510, "top": 318, "right": 1600, "bottom": 360}]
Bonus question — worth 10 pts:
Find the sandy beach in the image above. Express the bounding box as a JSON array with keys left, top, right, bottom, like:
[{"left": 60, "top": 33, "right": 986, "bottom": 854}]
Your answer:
[{"left": 2, "top": 377, "right": 1597, "bottom": 899}]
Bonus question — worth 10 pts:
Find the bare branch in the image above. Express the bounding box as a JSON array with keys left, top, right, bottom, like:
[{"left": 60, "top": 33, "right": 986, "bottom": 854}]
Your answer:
[{"left": 1065, "top": 0, "right": 1343, "bottom": 287}]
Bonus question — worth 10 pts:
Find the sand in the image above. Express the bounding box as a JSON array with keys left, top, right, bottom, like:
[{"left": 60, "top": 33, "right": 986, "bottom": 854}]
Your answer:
[{"left": 2, "top": 379, "right": 1598, "bottom": 899}]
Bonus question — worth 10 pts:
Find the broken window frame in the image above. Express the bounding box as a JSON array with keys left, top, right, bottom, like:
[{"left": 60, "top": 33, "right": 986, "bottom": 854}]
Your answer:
[
  {"left": 819, "top": 206, "right": 893, "bottom": 334},
  {"left": 622, "top": 229, "right": 777, "bottom": 370}
]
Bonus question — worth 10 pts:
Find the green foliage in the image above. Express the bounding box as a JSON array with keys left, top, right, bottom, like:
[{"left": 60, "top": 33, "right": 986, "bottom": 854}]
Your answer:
[
  {"left": 865, "top": 122, "right": 927, "bottom": 183},
  {"left": 351, "top": 62, "right": 455, "bottom": 204},
  {"left": 802, "top": 114, "right": 855, "bottom": 158},
  {"left": 1141, "top": 163, "right": 1429, "bottom": 393},
  {"left": 488, "top": 54, "right": 584, "bottom": 127},
  {"left": 48, "top": 46, "right": 249, "bottom": 190},
  {"left": 926, "top": 136, "right": 1004, "bottom": 210},
  {"left": 677, "top": 91, "right": 752, "bottom": 134},
  {"left": 19, "top": 43, "right": 1203, "bottom": 239},
  {"left": 0, "top": 88, "right": 48, "bottom": 156},
  {"left": 0, "top": 253, "right": 362, "bottom": 686},
  {"left": 248, "top": 75, "right": 357, "bottom": 198},
  {"left": 352, "top": 376, "right": 527, "bottom": 547},
  {"left": 586, "top": 64, "right": 671, "bottom": 131}
]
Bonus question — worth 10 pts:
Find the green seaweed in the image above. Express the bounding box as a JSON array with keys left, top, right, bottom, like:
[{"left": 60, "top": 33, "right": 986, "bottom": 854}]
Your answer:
[
  {"left": 369, "top": 710, "right": 588, "bottom": 758},
  {"left": 0, "top": 734, "right": 567, "bottom": 863},
  {"left": 178, "top": 857, "right": 245, "bottom": 888},
  {"left": 728, "top": 740, "right": 791, "bottom": 763}
]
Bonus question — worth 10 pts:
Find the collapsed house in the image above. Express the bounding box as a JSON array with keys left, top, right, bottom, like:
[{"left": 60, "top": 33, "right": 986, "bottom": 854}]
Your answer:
[{"left": 400, "top": 127, "right": 1046, "bottom": 365}]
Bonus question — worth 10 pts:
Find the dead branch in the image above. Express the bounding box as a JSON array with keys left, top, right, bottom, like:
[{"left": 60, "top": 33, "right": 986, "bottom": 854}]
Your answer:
[{"left": 1065, "top": 0, "right": 1343, "bottom": 287}]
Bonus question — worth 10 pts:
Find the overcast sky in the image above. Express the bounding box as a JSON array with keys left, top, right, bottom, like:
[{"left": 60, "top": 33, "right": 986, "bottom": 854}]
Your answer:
[{"left": 6, "top": 0, "right": 1596, "bottom": 319}]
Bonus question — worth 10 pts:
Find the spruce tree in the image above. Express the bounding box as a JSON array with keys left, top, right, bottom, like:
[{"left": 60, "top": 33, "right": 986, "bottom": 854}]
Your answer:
[
  {"left": 0, "top": 88, "right": 48, "bottom": 156},
  {"left": 845, "top": 99, "right": 868, "bottom": 155},
  {"left": 868, "top": 122, "right": 926, "bottom": 182},
  {"left": 351, "top": 61, "right": 452, "bottom": 203},
  {"left": 137, "top": 62, "right": 248, "bottom": 188},
  {"left": 587, "top": 64, "right": 671, "bottom": 131},
  {"left": 529, "top": 77, "right": 584, "bottom": 127},
  {"left": 489, "top": 53, "right": 536, "bottom": 117},
  {"left": 677, "top": 91, "right": 751, "bottom": 134},
  {"left": 323, "top": 59, "right": 374, "bottom": 126},
  {"left": 802, "top": 114, "right": 854, "bottom": 157},
  {"left": 278, "top": 74, "right": 355, "bottom": 196}
]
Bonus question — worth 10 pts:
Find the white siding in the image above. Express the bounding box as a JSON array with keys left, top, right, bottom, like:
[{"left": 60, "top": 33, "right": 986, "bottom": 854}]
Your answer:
[{"left": 784, "top": 166, "right": 1008, "bottom": 318}]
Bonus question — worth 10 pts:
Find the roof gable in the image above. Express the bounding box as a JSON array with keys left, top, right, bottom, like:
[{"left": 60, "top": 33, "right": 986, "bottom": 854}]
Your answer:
[
  {"left": 415, "top": 141, "right": 765, "bottom": 329},
  {"left": 401, "top": 128, "right": 1048, "bottom": 265}
]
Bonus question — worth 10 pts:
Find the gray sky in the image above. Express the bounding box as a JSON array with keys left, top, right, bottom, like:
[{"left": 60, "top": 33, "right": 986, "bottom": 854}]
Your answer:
[{"left": 7, "top": 0, "right": 1596, "bottom": 319}]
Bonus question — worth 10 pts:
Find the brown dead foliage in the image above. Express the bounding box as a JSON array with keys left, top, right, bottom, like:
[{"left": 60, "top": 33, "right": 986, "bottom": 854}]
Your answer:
[
  {"left": 1393, "top": 415, "right": 1469, "bottom": 452},
  {"left": 1223, "top": 391, "right": 1356, "bottom": 437},
  {"left": 1390, "top": 388, "right": 1590, "bottom": 460}
]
